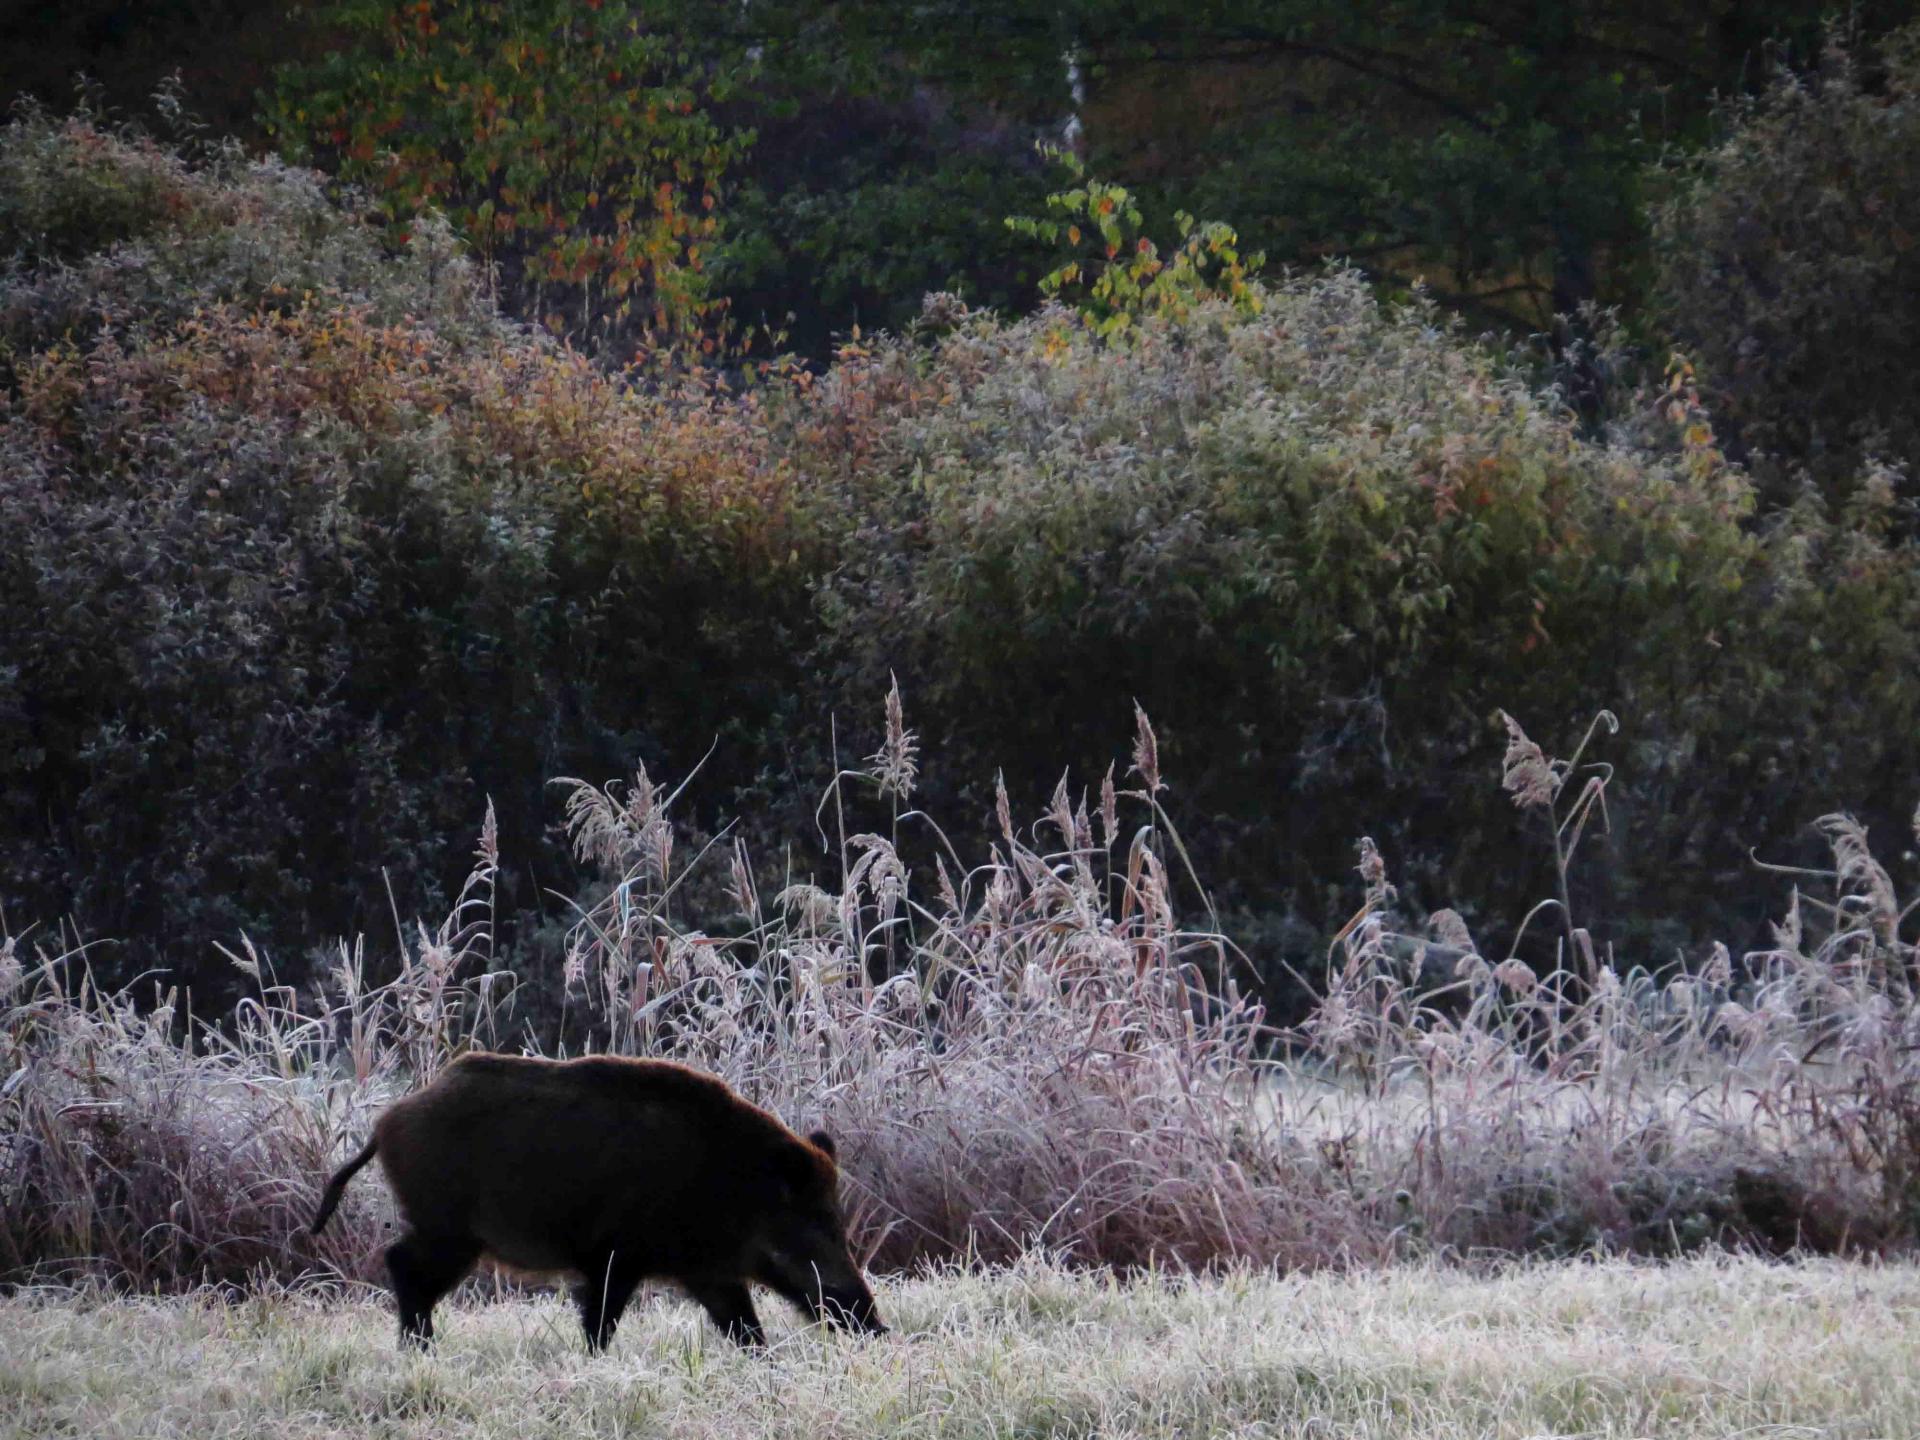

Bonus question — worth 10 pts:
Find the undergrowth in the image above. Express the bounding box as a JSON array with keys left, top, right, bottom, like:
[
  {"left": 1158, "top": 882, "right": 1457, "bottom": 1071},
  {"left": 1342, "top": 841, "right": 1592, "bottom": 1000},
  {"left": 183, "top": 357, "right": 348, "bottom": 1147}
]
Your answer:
[{"left": 2, "top": 698, "right": 1916, "bottom": 1291}]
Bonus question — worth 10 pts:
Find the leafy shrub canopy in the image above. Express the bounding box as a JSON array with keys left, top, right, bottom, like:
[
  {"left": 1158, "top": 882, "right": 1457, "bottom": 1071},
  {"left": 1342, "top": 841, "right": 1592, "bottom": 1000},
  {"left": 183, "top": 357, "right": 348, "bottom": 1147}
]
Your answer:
[
  {"left": 3, "top": 107, "right": 1919, "bottom": 1012},
  {"left": 0, "top": 110, "right": 808, "bottom": 997},
  {"left": 799, "top": 284, "right": 1920, "bottom": 975}
]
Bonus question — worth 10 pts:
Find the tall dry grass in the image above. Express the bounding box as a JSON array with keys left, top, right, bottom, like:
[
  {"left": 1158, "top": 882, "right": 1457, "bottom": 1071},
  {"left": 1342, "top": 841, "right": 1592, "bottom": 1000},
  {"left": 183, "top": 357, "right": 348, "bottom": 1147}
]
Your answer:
[
  {"left": 1303, "top": 708, "right": 1920, "bottom": 1258},
  {"left": 2, "top": 698, "right": 1917, "bottom": 1291}
]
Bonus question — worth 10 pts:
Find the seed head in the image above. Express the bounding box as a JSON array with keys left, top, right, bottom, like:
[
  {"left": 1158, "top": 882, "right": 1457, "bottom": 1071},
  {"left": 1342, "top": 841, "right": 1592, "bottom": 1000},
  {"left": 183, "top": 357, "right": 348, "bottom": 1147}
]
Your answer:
[
  {"left": 1430, "top": 908, "right": 1476, "bottom": 955},
  {"left": 868, "top": 675, "right": 919, "bottom": 803},
  {"left": 1492, "top": 958, "right": 1537, "bottom": 995},
  {"left": 1498, "top": 711, "right": 1558, "bottom": 810},
  {"left": 1130, "top": 702, "right": 1164, "bottom": 795}
]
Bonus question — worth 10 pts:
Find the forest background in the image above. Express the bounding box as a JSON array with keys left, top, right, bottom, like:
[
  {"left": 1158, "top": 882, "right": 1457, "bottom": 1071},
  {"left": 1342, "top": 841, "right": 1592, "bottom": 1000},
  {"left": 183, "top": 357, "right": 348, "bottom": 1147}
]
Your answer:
[{"left": 3, "top": 0, "right": 1920, "bottom": 1025}]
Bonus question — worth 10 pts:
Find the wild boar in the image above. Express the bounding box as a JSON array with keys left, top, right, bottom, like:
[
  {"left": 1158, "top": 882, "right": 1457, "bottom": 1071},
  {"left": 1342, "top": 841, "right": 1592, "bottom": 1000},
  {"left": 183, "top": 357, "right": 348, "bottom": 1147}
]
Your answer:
[{"left": 310, "top": 1052, "right": 884, "bottom": 1351}]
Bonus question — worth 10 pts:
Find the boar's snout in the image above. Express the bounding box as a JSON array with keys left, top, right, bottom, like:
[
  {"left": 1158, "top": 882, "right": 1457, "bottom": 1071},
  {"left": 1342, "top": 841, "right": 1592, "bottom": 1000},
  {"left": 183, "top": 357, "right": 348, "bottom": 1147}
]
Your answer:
[
  {"left": 790, "top": 1261, "right": 887, "bottom": 1337},
  {"left": 760, "top": 1237, "right": 886, "bottom": 1337},
  {"left": 821, "top": 1282, "right": 886, "bottom": 1336},
  {"left": 762, "top": 1131, "right": 885, "bottom": 1338}
]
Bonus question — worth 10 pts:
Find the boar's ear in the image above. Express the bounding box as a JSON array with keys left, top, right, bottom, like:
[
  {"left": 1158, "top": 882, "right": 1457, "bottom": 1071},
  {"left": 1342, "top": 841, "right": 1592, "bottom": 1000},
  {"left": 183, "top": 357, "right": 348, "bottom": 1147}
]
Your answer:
[{"left": 807, "top": 1129, "right": 837, "bottom": 1161}]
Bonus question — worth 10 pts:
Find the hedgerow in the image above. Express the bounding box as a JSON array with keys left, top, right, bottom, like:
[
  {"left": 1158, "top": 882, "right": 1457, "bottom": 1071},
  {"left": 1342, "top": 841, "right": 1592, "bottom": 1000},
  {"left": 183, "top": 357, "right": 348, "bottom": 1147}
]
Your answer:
[{"left": 4, "top": 105, "right": 1919, "bottom": 1015}]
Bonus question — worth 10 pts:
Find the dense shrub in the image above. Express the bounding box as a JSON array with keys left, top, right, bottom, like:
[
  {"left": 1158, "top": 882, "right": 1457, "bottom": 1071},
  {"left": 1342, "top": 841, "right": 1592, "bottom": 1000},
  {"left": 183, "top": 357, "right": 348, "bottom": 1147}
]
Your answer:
[
  {"left": 1654, "top": 25, "right": 1920, "bottom": 509},
  {"left": 794, "top": 284, "right": 1920, "bottom": 989},
  {"left": 6, "top": 107, "right": 1920, "bottom": 1019},
  {"left": 0, "top": 104, "right": 203, "bottom": 262},
  {"left": 0, "top": 110, "right": 813, "bottom": 999}
]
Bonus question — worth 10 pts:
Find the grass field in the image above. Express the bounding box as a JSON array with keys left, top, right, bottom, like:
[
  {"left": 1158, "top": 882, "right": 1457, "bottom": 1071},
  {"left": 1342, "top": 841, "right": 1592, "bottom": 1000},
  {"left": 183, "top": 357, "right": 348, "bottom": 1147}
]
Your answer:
[{"left": 3, "top": 1257, "right": 1915, "bottom": 1439}]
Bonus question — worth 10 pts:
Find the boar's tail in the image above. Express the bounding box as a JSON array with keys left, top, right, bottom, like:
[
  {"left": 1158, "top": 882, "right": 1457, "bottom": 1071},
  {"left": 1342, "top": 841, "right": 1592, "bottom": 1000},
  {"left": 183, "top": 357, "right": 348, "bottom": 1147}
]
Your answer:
[{"left": 311, "top": 1137, "right": 378, "bottom": 1235}]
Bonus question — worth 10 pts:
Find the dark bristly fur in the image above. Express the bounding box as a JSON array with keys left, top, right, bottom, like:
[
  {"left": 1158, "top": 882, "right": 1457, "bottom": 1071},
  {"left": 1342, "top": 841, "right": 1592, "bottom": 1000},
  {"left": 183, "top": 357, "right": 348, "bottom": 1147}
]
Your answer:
[{"left": 311, "top": 1053, "right": 884, "bottom": 1352}]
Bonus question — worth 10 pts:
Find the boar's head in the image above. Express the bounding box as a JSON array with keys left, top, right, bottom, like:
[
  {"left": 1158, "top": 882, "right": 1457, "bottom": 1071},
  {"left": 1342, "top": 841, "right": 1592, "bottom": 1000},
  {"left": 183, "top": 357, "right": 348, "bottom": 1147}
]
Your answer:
[{"left": 754, "top": 1129, "right": 885, "bottom": 1335}]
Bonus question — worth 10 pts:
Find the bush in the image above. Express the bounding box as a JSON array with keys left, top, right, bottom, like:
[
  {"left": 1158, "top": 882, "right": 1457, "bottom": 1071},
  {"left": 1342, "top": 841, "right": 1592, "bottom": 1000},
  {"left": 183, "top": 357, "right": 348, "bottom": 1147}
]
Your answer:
[
  {"left": 0, "top": 108, "right": 813, "bottom": 1000},
  {"left": 0, "top": 104, "right": 202, "bottom": 262},
  {"left": 1004, "top": 146, "right": 1264, "bottom": 339},
  {"left": 7, "top": 104, "right": 1920, "bottom": 1025},
  {"left": 1653, "top": 25, "right": 1920, "bottom": 510},
  {"left": 794, "top": 282, "right": 1920, "bottom": 989}
]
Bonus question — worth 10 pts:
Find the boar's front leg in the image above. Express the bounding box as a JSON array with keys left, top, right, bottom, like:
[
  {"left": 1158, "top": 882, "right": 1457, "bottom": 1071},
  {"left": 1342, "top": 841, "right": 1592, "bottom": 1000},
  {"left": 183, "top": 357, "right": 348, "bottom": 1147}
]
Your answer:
[
  {"left": 683, "top": 1281, "right": 766, "bottom": 1346},
  {"left": 573, "top": 1254, "right": 645, "bottom": 1354}
]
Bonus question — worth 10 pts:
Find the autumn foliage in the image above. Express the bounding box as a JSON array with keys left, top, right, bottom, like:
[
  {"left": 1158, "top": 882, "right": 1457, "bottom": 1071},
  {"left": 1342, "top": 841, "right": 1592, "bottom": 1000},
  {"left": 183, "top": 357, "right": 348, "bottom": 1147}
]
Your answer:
[{"left": 271, "top": 0, "right": 750, "bottom": 349}]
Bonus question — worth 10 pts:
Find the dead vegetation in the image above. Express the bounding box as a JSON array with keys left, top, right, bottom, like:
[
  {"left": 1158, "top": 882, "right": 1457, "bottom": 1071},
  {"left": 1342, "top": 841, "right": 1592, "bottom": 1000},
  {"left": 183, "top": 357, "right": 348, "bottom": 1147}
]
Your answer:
[{"left": 2, "top": 700, "right": 1918, "bottom": 1289}]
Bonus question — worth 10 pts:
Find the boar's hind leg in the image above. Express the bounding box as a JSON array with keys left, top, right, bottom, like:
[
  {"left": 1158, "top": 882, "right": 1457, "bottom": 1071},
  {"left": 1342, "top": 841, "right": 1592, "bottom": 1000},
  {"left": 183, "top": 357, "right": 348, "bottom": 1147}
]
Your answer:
[
  {"left": 572, "top": 1256, "right": 645, "bottom": 1354},
  {"left": 386, "top": 1231, "right": 478, "bottom": 1350},
  {"left": 684, "top": 1281, "right": 766, "bottom": 1347}
]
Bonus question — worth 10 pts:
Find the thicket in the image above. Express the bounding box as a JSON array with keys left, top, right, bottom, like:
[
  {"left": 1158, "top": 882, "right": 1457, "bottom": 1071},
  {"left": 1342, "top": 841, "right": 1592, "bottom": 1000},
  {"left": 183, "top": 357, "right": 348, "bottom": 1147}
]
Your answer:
[
  {"left": 4, "top": 107, "right": 1920, "bottom": 1015},
  {"left": 1654, "top": 24, "right": 1920, "bottom": 512},
  {"left": 0, "top": 108, "right": 812, "bottom": 1000},
  {"left": 798, "top": 285, "right": 1920, "bottom": 991}
]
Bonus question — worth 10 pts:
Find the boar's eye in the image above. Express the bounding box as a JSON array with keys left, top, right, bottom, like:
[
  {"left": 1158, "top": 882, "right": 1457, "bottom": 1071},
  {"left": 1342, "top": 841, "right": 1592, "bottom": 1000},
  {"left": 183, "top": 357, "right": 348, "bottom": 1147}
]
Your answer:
[{"left": 775, "top": 1144, "right": 823, "bottom": 1203}]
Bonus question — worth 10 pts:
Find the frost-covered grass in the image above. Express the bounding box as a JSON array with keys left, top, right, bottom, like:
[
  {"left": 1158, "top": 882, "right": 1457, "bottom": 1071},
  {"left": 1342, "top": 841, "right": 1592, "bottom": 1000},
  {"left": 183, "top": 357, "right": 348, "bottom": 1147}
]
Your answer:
[{"left": 3, "top": 1257, "right": 1915, "bottom": 1440}]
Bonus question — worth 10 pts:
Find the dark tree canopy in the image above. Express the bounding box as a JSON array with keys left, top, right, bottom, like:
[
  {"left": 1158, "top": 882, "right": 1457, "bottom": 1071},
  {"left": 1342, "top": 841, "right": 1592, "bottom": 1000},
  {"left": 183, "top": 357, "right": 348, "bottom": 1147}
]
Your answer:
[
  {"left": 1655, "top": 25, "right": 1920, "bottom": 512},
  {"left": 785, "top": 1, "right": 1904, "bottom": 331},
  {"left": 4, "top": 3, "right": 1912, "bottom": 352}
]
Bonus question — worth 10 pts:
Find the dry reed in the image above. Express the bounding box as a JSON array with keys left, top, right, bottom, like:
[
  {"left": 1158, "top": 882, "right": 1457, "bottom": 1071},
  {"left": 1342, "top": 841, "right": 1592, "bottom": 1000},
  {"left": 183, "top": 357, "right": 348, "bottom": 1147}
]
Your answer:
[{"left": 2, "top": 700, "right": 1917, "bottom": 1291}]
